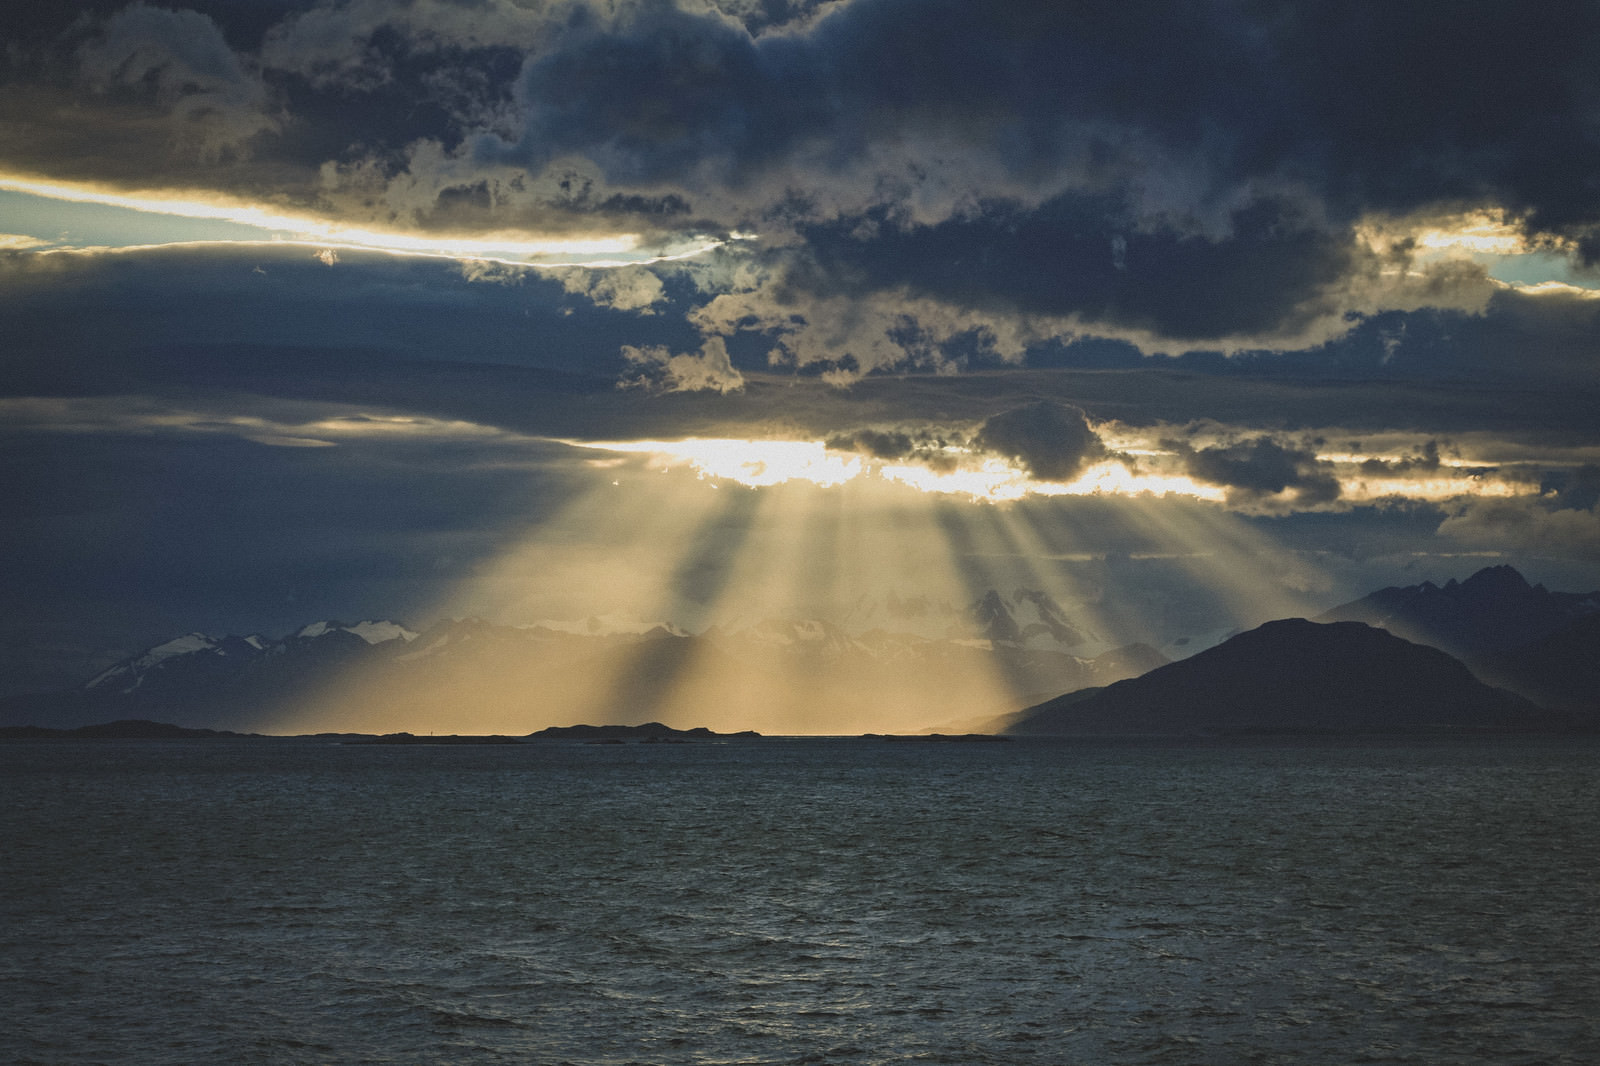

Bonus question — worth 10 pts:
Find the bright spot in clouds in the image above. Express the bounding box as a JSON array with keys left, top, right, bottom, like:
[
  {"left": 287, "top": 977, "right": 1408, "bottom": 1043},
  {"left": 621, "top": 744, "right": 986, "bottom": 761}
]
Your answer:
[
  {"left": 1410, "top": 214, "right": 1528, "bottom": 256},
  {"left": 570, "top": 433, "right": 1562, "bottom": 508},
  {"left": 575, "top": 438, "right": 1230, "bottom": 501},
  {"left": 580, "top": 439, "right": 864, "bottom": 488},
  {"left": 0, "top": 173, "right": 731, "bottom": 267},
  {"left": 1360, "top": 209, "right": 1600, "bottom": 292}
]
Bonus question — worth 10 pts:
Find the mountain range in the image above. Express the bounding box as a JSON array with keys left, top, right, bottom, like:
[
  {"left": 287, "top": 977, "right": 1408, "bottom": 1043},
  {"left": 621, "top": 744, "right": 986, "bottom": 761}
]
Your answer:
[
  {"left": 1002, "top": 618, "right": 1559, "bottom": 736},
  {"left": 1317, "top": 564, "right": 1599, "bottom": 658},
  {"left": 994, "top": 565, "right": 1600, "bottom": 735},
  {"left": 0, "top": 592, "right": 1166, "bottom": 736},
  {"left": 4, "top": 566, "right": 1595, "bottom": 736}
]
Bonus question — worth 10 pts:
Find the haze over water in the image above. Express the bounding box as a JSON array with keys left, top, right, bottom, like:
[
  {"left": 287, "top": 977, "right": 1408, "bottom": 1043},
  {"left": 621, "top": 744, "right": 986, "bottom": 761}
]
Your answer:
[{"left": 5, "top": 736, "right": 1597, "bottom": 1064}]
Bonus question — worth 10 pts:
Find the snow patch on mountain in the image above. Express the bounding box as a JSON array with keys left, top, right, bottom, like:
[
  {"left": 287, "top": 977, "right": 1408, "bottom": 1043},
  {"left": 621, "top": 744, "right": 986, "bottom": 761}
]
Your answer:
[
  {"left": 85, "top": 633, "right": 217, "bottom": 691},
  {"left": 295, "top": 620, "right": 416, "bottom": 644},
  {"left": 345, "top": 621, "right": 418, "bottom": 645}
]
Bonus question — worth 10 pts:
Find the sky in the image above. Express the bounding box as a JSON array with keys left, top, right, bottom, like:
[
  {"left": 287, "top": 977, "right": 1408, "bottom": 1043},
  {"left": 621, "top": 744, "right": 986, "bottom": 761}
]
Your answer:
[{"left": 4, "top": 0, "right": 1600, "bottom": 703}]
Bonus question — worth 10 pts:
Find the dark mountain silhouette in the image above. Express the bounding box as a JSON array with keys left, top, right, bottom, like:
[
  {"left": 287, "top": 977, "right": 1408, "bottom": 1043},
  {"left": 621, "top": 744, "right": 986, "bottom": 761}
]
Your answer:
[
  {"left": 528, "top": 722, "right": 760, "bottom": 741},
  {"left": 0, "top": 622, "right": 416, "bottom": 732},
  {"left": 0, "top": 719, "right": 247, "bottom": 739},
  {"left": 1318, "top": 565, "right": 1599, "bottom": 659},
  {"left": 942, "top": 642, "right": 1170, "bottom": 733},
  {"left": 1469, "top": 613, "right": 1600, "bottom": 715},
  {"left": 1007, "top": 619, "right": 1555, "bottom": 736}
]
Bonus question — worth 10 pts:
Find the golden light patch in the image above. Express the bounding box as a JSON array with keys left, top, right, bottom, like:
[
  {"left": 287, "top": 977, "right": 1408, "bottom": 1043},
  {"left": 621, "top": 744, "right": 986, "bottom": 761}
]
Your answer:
[
  {"left": 578, "top": 437, "right": 1231, "bottom": 503},
  {"left": 1356, "top": 210, "right": 1528, "bottom": 258},
  {"left": 577, "top": 439, "right": 864, "bottom": 488},
  {"left": 1410, "top": 214, "right": 1528, "bottom": 256}
]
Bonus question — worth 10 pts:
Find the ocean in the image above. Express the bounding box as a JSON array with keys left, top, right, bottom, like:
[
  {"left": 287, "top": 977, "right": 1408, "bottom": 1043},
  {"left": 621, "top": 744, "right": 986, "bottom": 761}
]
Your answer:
[{"left": 3, "top": 736, "right": 1597, "bottom": 1065}]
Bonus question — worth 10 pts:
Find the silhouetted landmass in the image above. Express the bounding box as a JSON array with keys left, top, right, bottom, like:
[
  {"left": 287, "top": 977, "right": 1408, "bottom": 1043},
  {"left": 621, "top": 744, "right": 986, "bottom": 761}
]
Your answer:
[
  {"left": 0, "top": 719, "right": 760, "bottom": 743},
  {"left": 869, "top": 733, "right": 1013, "bottom": 742},
  {"left": 343, "top": 732, "right": 523, "bottom": 745},
  {"left": 1008, "top": 619, "right": 1560, "bottom": 736},
  {"left": 924, "top": 643, "right": 1168, "bottom": 733},
  {"left": 1319, "top": 565, "right": 1599, "bottom": 659},
  {"left": 0, "top": 719, "right": 247, "bottom": 739},
  {"left": 527, "top": 722, "right": 762, "bottom": 741}
]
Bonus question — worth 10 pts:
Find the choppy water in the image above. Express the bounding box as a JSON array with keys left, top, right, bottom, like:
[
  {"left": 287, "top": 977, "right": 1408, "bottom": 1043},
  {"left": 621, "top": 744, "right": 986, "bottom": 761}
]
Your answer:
[{"left": 3, "top": 736, "right": 1598, "bottom": 1065}]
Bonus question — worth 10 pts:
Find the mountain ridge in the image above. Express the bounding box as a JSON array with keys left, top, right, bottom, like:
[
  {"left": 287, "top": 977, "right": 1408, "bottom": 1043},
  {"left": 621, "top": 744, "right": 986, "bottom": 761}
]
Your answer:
[
  {"left": 1006, "top": 618, "right": 1563, "bottom": 736},
  {"left": 1318, "top": 564, "right": 1600, "bottom": 659}
]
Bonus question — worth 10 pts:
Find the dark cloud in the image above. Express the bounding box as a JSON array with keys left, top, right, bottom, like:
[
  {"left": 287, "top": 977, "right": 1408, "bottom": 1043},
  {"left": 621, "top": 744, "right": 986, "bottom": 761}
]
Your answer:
[
  {"left": 1360, "top": 441, "right": 1444, "bottom": 477},
  {"left": 798, "top": 192, "right": 1359, "bottom": 341},
  {"left": 0, "top": 416, "right": 589, "bottom": 656},
  {"left": 974, "top": 401, "right": 1106, "bottom": 482},
  {"left": 1437, "top": 496, "right": 1600, "bottom": 561},
  {"left": 7, "top": 0, "right": 1600, "bottom": 362},
  {"left": 481, "top": 3, "right": 827, "bottom": 187},
  {"left": 0, "top": 244, "right": 699, "bottom": 375},
  {"left": 824, "top": 428, "right": 915, "bottom": 461},
  {"left": 1260, "top": 2, "right": 1600, "bottom": 248},
  {"left": 1175, "top": 435, "right": 1342, "bottom": 507},
  {"left": 1541, "top": 464, "right": 1600, "bottom": 513},
  {"left": 823, "top": 426, "right": 962, "bottom": 472}
]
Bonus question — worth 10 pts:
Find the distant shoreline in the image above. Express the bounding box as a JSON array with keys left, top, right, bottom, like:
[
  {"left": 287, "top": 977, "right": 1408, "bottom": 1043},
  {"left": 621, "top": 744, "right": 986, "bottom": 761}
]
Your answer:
[{"left": 4, "top": 718, "right": 1595, "bottom": 744}]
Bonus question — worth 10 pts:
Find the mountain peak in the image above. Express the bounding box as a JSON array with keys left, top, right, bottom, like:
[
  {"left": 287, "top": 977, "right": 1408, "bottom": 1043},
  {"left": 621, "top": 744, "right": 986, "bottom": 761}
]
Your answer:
[
  {"left": 1458, "top": 564, "right": 1532, "bottom": 597},
  {"left": 1318, "top": 564, "right": 1596, "bottom": 658},
  {"left": 1010, "top": 618, "right": 1545, "bottom": 735}
]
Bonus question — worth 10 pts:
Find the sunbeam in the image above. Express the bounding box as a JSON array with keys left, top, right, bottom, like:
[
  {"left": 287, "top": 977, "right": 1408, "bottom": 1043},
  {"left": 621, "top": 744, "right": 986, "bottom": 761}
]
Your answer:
[{"left": 256, "top": 429, "right": 1363, "bottom": 737}]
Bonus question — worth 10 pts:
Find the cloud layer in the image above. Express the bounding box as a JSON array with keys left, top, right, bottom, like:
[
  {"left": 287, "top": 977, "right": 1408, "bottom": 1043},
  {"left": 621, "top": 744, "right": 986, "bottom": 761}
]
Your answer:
[{"left": 7, "top": 0, "right": 1600, "bottom": 376}]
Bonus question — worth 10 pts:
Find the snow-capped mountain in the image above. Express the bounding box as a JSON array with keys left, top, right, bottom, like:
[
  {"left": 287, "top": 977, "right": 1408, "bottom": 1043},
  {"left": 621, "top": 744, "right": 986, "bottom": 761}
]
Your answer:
[
  {"left": 966, "top": 588, "right": 1089, "bottom": 649},
  {"left": 85, "top": 633, "right": 262, "bottom": 694},
  {"left": 74, "top": 620, "right": 417, "bottom": 702},
  {"left": 292, "top": 620, "right": 419, "bottom": 645}
]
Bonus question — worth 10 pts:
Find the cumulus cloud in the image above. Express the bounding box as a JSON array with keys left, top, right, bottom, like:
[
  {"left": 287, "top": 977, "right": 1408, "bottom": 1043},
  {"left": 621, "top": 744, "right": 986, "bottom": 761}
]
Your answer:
[
  {"left": 553, "top": 265, "right": 666, "bottom": 312},
  {"left": 74, "top": 3, "right": 278, "bottom": 159},
  {"left": 823, "top": 426, "right": 961, "bottom": 471},
  {"left": 825, "top": 428, "right": 914, "bottom": 460},
  {"left": 1172, "top": 435, "right": 1343, "bottom": 511},
  {"left": 621, "top": 337, "right": 744, "bottom": 393},
  {"left": 973, "top": 402, "right": 1107, "bottom": 482},
  {"left": 1437, "top": 497, "right": 1600, "bottom": 560},
  {"left": 1359, "top": 441, "right": 1444, "bottom": 477}
]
